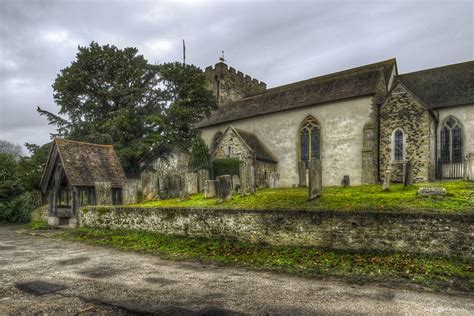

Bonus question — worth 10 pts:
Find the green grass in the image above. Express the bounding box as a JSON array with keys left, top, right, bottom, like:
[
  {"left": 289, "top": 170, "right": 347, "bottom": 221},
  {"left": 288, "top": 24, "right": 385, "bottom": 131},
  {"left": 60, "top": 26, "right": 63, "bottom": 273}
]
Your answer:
[
  {"left": 29, "top": 220, "right": 49, "bottom": 230},
  {"left": 60, "top": 227, "right": 474, "bottom": 292},
  {"left": 133, "top": 181, "right": 474, "bottom": 213}
]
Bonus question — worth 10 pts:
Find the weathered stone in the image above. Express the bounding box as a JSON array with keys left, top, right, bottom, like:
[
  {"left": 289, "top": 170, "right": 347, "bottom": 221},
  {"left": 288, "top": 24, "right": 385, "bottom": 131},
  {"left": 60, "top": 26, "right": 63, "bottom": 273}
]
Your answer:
[
  {"left": 239, "top": 163, "right": 250, "bottom": 196},
  {"left": 417, "top": 187, "right": 447, "bottom": 196},
  {"left": 168, "top": 175, "right": 181, "bottom": 198},
  {"left": 47, "top": 216, "right": 59, "bottom": 226},
  {"left": 403, "top": 160, "right": 412, "bottom": 187},
  {"left": 216, "top": 175, "right": 232, "bottom": 203},
  {"left": 341, "top": 175, "right": 350, "bottom": 188},
  {"left": 197, "top": 169, "right": 210, "bottom": 193},
  {"left": 158, "top": 176, "right": 169, "bottom": 192},
  {"left": 464, "top": 153, "right": 474, "bottom": 181},
  {"left": 382, "top": 166, "right": 392, "bottom": 191},
  {"left": 95, "top": 182, "right": 112, "bottom": 205},
  {"left": 185, "top": 172, "right": 198, "bottom": 195},
  {"left": 123, "top": 180, "right": 139, "bottom": 204},
  {"left": 232, "top": 175, "right": 240, "bottom": 192},
  {"left": 249, "top": 165, "right": 256, "bottom": 194},
  {"left": 269, "top": 172, "right": 280, "bottom": 188},
  {"left": 308, "top": 159, "right": 322, "bottom": 200},
  {"left": 204, "top": 180, "right": 216, "bottom": 198},
  {"left": 298, "top": 161, "right": 307, "bottom": 187},
  {"left": 141, "top": 171, "right": 158, "bottom": 199},
  {"left": 158, "top": 190, "right": 169, "bottom": 200},
  {"left": 69, "top": 218, "right": 78, "bottom": 228}
]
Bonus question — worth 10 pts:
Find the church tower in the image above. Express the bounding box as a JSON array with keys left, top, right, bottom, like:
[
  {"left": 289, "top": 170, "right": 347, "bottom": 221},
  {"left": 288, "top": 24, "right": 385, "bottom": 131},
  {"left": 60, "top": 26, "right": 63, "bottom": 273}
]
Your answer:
[{"left": 204, "top": 62, "right": 266, "bottom": 107}]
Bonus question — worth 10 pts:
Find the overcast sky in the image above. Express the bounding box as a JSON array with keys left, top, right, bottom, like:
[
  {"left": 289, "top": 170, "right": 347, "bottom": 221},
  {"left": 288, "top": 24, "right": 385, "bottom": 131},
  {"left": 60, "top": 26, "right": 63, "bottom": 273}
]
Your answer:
[{"left": 0, "top": 0, "right": 472, "bottom": 154}]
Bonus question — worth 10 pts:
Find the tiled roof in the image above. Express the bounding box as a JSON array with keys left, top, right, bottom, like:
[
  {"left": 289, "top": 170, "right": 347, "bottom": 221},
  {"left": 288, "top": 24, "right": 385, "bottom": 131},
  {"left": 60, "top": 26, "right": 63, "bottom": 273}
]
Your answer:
[{"left": 232, "top": 127, "right": 277, "bottom": 163}]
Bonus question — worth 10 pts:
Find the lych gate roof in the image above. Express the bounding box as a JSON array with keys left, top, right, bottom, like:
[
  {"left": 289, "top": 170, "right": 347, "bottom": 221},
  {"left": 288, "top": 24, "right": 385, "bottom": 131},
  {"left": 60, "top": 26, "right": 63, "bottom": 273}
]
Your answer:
[
  {"left": 40, "top": 139, "right": 127, "bottom": 190},
  {"left": 398, "top": 61, "right": 474, "bottom": 109},
  {"left": 226, "top": 127, "right": 278, "bottom": 163},
  {"left": 198, "top": 59, "right": 396, "bottom": 128}
]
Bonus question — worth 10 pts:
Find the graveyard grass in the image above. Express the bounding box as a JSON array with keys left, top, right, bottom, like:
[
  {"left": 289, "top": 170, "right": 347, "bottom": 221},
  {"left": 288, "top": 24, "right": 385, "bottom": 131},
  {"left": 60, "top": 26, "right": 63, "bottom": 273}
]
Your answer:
[{"left": 134, "top": 181, "right": 474, "bottom": 213}]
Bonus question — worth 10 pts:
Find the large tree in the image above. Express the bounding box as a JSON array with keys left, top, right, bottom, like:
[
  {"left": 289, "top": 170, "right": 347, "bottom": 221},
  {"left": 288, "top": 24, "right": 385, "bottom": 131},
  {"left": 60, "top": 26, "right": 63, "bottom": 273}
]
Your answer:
[
  {"left": 0, "top": 140, "right": 23, "bottom": 159},
  {"left": 38, "top": 42, "right": 216, "bottom": 177}
]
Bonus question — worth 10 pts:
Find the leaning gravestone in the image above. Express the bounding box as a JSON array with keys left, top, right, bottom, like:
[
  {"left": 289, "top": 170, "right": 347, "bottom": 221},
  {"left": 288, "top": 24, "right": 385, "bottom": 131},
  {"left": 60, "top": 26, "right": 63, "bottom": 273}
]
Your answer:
[
  {"left": 204, "top": 180, "right": 216, "bottom": 198},
  {"left": 197, "top": 169, "right": 210, "bottom": 193},
  {"left": 216, "top": 175, "right": 232, "bottom": 203},
  {"left": 298, "top": 161, "right": 307, "bottom": 187},
  {"left": 269, "top": 172, "right": 280, "bottom": 188},
  {"left": 95, "top": 182, "right": 112, "bottom": 205},
  {"left": 185, "top": 172, "right": 198, "bottom": 195},
  {"left": 417, "top": 187, "right": 447, "bottom": 196},
  {"left": 308, "top": 159, "right": 322, "bottom": 200},
  {"left": 382, "top": 166, "right": 392, "bottom": 191},
  {"left": 341, "top": 175, "right": 350, "bottom": 188},
  {"left": 232, "top": 175, "right": 241, "bottom": 192},
  {"left": 168, "top": 175, "right": 181, "bottom": 197},
  {"left": 402, "top": 160, "right": 412, "bottom": 187},
  {"left": 123, "top": 180, "right": 139, "bottom": 204}
]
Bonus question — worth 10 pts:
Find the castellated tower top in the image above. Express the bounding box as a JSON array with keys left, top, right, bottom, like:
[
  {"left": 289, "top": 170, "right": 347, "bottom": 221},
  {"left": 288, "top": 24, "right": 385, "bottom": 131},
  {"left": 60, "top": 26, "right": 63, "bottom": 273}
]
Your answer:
[{"left": 204, "top": 62, "right": 266, "bottom": 107}]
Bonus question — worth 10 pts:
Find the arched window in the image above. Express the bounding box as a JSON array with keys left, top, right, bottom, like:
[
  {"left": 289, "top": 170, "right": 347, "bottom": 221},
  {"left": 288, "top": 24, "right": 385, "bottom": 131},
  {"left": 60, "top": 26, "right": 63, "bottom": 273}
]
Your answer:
[
  {"left": 391, "top": 128, "right": 405, "bottom": 161},
  {"left": 211, "top": 131, "right": 223, "bottom": 152},
  {"left": 440, "top": 116, "right": 463, "bottom": 162},
  {"left": 299, "top": 116, "right": 320, "bottom": 166}
]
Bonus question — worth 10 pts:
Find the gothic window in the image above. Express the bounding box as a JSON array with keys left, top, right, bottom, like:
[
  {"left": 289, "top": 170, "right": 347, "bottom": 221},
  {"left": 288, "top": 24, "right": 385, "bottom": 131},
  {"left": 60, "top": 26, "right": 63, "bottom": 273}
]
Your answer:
[
  {"left": 299, "top": 116, "right": 320, "bottom": 166},
  {"left": 212, "top": 131, "right": 223, "bottom": 151},
  {"left": 440, "top": 116, "right": 463, "bottom": 162},
  {"left": 391, "top": 128, "right": 405, "bottom": 161}
]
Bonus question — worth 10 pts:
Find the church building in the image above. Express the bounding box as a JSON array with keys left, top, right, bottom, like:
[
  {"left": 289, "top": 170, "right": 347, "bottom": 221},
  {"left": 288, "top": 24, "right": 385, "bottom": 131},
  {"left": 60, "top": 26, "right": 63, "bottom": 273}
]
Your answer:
[{"left": 198, "top": 59, "right": 474, "bottom": 187}]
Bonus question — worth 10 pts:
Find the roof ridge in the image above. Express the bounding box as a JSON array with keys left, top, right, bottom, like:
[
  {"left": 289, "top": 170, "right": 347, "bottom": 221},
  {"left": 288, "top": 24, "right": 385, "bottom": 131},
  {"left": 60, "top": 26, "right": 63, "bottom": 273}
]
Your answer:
[
  {"left": 55, "top": 138, "right": 114, "bottom": 148},
  {"left": 399, "top": 60, "right": 474, "bottom": 77}
]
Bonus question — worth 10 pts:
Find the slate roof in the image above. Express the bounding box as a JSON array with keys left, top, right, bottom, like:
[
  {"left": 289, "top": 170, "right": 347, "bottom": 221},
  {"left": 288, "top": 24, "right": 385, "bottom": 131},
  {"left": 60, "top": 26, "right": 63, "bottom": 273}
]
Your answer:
[
  {"left": 198, "top": 59, "right": 396, "bottom": 127},
  {"left": 229, "top": 127, "right": 278, "bottom": 163},
  {"left": 397, "top": 61, "right": 474, "bottom": 109},
  {"left": 40, "top": 139, "right": 127, "bottom": 190}
]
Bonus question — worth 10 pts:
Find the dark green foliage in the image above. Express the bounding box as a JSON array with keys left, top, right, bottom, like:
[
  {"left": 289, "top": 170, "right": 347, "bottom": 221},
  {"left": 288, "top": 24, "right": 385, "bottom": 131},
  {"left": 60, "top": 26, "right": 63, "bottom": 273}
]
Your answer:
[
  {"left": 37, "top": 42, "right": 216, "bottom": 177},
  {"left": 212, "top": 158, "right": 242, "bottom": 178},
  {"left": 189, "top": 136, "right": 211, "bottom": 171},
  {"left": 19, "top": 142, "right": 52, "bottom": 192}
]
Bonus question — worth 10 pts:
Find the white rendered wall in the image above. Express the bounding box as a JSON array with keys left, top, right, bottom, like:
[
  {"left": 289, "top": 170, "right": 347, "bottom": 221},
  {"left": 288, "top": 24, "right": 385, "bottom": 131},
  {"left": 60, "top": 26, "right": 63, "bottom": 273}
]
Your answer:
[{"left": 437, "top": 104, "right": 474, "bottom": 157}]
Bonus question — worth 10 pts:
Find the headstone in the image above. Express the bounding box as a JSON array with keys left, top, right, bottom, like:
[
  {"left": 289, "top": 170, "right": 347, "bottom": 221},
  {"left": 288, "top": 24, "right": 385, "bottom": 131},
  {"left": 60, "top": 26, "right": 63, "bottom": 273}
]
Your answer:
[
  {"left": 179, "top": 191, "right": 190, "bottom": 201},
  {"left": 216, "top": 175, "right": 232, "bottom": 203},
  {"left": 95, "top": 182, "right": 112, "bottom": 205},
  {"left": 204, "top": 180, "right": 216, "bottom": 198},
  {"left": 341, "top": 175, "right": 350, "bottom": 188},
  {"left": 197, "top": 169, "right": 210, "bottom": 193},
  {"left": 232, "top": 175, "right": 241, "bottom": 192},
  {"left": 158, "top": 176, "right": 169, "bottom": 192},
  {"left": 298, "top": 161, "right": 307, "bottom": 187},
  {"left": 141, "top": 172, "right": 158, "bottom": 200},
  {"left": 402, "top": 160, "right": 412, "bottom": 187},
  {"left": 464, "top": 153, "right": 474, "bottom": 181},
  {"left": 257, "top": 173, "right": 266, "bottom": 189},
  {"left": 239, "top": 164, "right": 250, "bottom": 196},
  {"left": 308, "top": 159, "right": 322, "bottom": 200},
  {"left": 269, "top": 172, "right": 280, "bottom": 188},
  {"left": 168, "top": 175, "right": 181, "bottom": 197},
  {"left": 185, "top": 172, "right": 198, "bottom": 195},
  {"left": 417, "top": 187, "right": 447, "bottom": 196},
  {"left": 249, "top": 165, "right": 256, "bottom": 194},
  {"left": 123, "top": 180, "right": 139, "bottom": 204},
  {"left": 382, "top": 165, "right": 392, "bottom": 191}
]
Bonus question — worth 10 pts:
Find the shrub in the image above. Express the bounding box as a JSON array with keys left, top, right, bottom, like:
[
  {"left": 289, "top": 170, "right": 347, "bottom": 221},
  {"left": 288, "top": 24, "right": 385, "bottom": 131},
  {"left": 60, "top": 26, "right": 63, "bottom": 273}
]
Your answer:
[
  {"left": 189, "top": 136, "right": 211, "bottom": 171},
  {"left": 212, "top": 158, "right": 242, "bottom": 178},
  {"left": 0, "top": 192, "right": 34, "bottom": 223}
]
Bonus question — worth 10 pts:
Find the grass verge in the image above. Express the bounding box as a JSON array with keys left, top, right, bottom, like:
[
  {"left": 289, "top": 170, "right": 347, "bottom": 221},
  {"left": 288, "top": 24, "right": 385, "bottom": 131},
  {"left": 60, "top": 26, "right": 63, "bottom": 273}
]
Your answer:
[
  {"left": 60, "top": 227, "right": 473, "bottom": 292},
  {"left": 133, "top": 181, "right": 474, "bottom": 213}
]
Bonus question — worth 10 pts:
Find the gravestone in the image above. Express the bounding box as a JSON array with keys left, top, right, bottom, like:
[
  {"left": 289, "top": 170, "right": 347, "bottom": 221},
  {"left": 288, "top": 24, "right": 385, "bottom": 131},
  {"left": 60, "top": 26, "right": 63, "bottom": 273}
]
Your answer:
[
  {"left": 232, "top": 175, "right": 241, "bottom": 192},
  {"left": 197, "top": 169, "right": 210, "bottom": 193},
  {"left": 382, "top": 165, "right": 392, "bottom": 191},
  {"left": 298, "top": 161, "right": 307, "bottom": 187},
  {"left": 269, "top": 172, "right": 280, "bottom": 188},
  {"left": 158, "top": 176, "right": 170, "bottom": 199},
  {"left": 239, "top": 164, "right": 250, "bottom": 196},
  {"left": 308, "top": 159, "right": 322, "bottom": 200},
  {"left": 141, "top": 172, "right": 158, "bottom": 200},
  {"left": 464, "top": 153, "right": 474, "bottom": 181},
  {"left": 257, "top": 173, "right": 266, "bottom": 189},
  {"left": 168, "top": 175, "right": 181, "bottom": 197},
  {"left": 216, "top": 175, "right": 232, "bottom": 203},
  {"left": 341, "top": 175, "right": 350, "bottom": 188},
  {"left": 185, "top": 172, "right": 198, "bottom": 195},
  {"left": 123, "top": 179, "right": 139, "bottom": 204},
  {"left": 95, "top": 182, "right": 112, "bottom": 205},
  {"left": 249, "top": 165, "right": 256, "bottom": 194},
  {"left": 402, "top": 160, "right": 412, "bottom": 187},
  {"left": 204, "top": 180, "right": 216, "bottom": 198},
  {"left": 417, "top": 187, "right": 447, "bottom": 196}
]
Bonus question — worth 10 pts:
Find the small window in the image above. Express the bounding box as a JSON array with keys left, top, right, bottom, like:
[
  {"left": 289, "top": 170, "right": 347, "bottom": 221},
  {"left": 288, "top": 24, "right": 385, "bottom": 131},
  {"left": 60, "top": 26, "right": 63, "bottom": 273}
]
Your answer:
[{"left": 391, "top": 128, "right": 404, "bottom": 161}]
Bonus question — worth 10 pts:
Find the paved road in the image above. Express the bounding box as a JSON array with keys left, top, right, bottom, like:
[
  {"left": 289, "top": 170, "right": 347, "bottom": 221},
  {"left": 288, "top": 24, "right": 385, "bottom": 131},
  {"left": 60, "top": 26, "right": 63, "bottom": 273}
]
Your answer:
[{"left": 0, "top": 225, "right": 472, "bottom": 315}]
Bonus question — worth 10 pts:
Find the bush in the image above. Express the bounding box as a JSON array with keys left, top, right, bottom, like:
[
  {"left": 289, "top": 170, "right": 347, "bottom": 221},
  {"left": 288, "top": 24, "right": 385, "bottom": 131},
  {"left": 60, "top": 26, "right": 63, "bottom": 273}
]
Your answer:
[
  {"left": 212, "top": 158, "right": 242, "bottom": 178},
  {"left": 189, "top": 136, "right": 211, "bottom": 171},
  {"left": 0, "top": 192, "right": 34, "bottom": 223}
]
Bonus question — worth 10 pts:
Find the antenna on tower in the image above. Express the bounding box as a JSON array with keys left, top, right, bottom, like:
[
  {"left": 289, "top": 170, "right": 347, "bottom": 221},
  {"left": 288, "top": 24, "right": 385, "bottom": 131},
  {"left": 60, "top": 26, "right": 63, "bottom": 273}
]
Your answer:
[{"left": 219, "top": 50, "right": 226, "bottom": 63}]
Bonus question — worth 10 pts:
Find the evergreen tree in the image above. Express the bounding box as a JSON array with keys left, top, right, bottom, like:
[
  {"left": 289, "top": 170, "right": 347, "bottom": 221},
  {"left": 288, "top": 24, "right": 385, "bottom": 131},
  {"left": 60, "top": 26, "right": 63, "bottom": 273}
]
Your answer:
[{"left": 189, "top": 136, "right": 211, "bottom": 171}]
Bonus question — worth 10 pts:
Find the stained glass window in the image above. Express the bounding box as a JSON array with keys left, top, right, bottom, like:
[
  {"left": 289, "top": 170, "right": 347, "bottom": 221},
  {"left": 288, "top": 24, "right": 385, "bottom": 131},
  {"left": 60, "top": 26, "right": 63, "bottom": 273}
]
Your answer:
[
  {"left": 441, "top": 117, "right": 463, "bottom": 162},
  {"left": 299, "top": 116, "right": 320, "bottom": 166},
  {"left": 394, "top": 129, "right": 404, "bottom": 161}
]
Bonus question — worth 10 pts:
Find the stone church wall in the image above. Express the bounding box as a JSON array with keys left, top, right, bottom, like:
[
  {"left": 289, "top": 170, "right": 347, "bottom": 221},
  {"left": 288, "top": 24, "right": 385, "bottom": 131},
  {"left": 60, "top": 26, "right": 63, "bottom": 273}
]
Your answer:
[
  {"left": 201, "top": 96, "right": 375, "bottom": 187},
  {"left": 380, "top": 84, "right": 434, "bottom": 182}
]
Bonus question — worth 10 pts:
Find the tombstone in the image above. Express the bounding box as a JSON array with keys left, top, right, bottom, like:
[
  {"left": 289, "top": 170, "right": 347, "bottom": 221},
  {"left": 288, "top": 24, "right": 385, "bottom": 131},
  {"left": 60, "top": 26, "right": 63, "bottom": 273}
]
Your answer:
[
  {"left": 341, "top": 175, "right": 350, "bottom": 188},
  {"left": 185, "top": 172, "right": 198, "bottom": 195},
  {"left": 402, "top": 160, "right": 412, "bottom": 187},
  {"left": 197, "top": 169, "right": 210, "bottom": 193},
  {"left": 464, "top": 153, "right": 474, "bottom": 181},
  {"left": 232, "top": 175, "right": 241, "bottom": 192},
  {"left": 204, "top": 180, "right": 216, "bottom": 198},
  {"left": 141, "top": 171, "right": 158, "bottom": 200},
  {"left": 95, "top": 182, "right": 112, "bottom": 205},
  {"left": 298, "top": 161, "right": 307, "bottom": 187},
  {"left": 180, "top": 190, "right": 190, "bottom": 201},
  {"left": 257, "top": 173, "right": 266, "bottom": 189},
  {"left": 269, "top": 172, "right": 280, "bottom": 188},
  {"left": 216, "top": 175, "right": 232, "bottom": 203},
  {"left": 239, "top": 164, "right": 250, "bottom": 196},
  {"left": 123, "top": 179, "right": 139, "bottom": 204},
  {"left": 382, "top": 165, "right": 392, "bottom": 191},
  {"left": 158, "top": 176, "right": 170, "bottom": 199},
  {"left": 417, "top": 187, "right": 447, "bottom": 196},
  {"left": 308, "top": 159, "right": 322, "bottom": 200},
  {"left": 249, "top": 165, "right": 256, "bottom": 194},
  {"left": 168, "top": 175, "right": 181, "bottom": 197}
]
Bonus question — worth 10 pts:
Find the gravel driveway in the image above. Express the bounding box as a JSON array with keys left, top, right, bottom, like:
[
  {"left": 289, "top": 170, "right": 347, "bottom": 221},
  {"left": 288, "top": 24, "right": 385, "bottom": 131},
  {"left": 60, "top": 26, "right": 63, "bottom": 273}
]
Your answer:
[{"left": 0, "top": 225, "right": 472, "bottom": 315}]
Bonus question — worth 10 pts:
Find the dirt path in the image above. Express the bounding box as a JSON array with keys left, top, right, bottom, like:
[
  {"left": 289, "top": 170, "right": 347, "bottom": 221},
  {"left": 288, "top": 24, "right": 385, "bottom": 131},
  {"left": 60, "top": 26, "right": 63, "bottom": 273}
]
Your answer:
[{"left": 0, "top": 225, "right": 472, "bottom": 315}]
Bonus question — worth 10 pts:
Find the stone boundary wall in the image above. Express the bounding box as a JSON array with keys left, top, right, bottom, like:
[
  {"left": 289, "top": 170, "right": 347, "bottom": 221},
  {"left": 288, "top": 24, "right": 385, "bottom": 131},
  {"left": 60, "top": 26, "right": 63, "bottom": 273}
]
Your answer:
[{"left": 79, "top": 207, "right": 473, "bottom": 258}]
